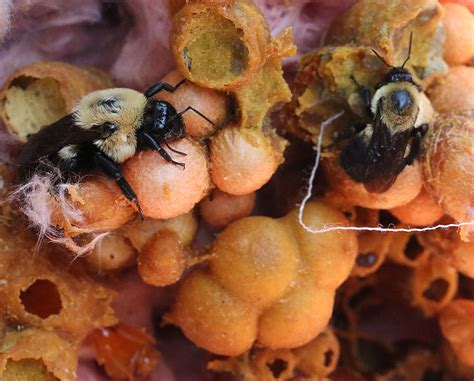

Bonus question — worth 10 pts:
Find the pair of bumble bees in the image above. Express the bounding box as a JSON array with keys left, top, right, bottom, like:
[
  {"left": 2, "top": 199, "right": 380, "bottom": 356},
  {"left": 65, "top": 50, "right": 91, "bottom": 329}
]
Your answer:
[{"left": 18, "top": 34, "right": 427, "bottom": 217}]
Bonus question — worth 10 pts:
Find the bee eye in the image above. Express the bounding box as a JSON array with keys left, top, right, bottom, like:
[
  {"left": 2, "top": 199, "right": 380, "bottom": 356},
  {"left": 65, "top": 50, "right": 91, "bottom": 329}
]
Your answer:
[{"left": 104, "top": 122, "right": 118, "bottom": 133}]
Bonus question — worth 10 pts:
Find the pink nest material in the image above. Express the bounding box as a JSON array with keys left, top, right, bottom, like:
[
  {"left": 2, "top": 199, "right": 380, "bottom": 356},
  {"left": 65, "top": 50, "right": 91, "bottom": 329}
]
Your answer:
[{"left": 10, "top": 169, "right": 108, "bottom": 255}]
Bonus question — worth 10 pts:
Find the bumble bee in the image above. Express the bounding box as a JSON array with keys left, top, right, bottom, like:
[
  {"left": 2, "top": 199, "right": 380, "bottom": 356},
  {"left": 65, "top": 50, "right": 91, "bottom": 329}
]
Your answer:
[
  {"left": 340, "top": 34, "right": 429, "bottom": 193},
  {"left": 17, "top": 80, "right": 214, "bottom": 216}
]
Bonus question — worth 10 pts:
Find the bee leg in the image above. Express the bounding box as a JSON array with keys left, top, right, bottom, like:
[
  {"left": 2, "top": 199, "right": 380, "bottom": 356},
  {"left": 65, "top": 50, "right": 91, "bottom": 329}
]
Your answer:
[
  {"left": 416, "top": 123, "right": 429, "bottom": 137},
  {"left": 140, "top": 131, "right": 185, "bottom": 169},
  {"left": 93, "top": 150, "right": 145, "bottom": 220},
  {"left": 162, "top": 139, "right": 187, "bottom": 156},
  {"left": 172, "top": 106, "right": 216, "bottom": 127},
  {"left": 144, "top": 80, "right": 186, "bottom": 98},
  {"left": 116, "top": 177, "right": 145, "bottom": 220},
  {"left": 404, "top": 124, "right": 428, "bottom": 165},
  {"left": 350, "top": 75, "right": 372, "bottom": 116}
]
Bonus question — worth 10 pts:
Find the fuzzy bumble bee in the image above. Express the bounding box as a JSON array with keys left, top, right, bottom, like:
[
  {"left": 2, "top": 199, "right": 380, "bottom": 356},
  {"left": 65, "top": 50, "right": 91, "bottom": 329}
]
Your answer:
[
  {"left": 17, "top": 80, "right": 214, "bottom": 217},
  {"left": 341, "top": 34, "right": 430, "bottom": 193}
]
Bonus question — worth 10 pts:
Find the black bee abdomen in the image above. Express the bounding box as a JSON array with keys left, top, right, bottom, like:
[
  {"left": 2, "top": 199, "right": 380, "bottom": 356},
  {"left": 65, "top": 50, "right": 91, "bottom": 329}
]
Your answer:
[
  {"left": 340, "top": 134, "right": 371, "bottom": 183},
  {"left": 341, "top": 126, "right": 412, "bottom": 194}
]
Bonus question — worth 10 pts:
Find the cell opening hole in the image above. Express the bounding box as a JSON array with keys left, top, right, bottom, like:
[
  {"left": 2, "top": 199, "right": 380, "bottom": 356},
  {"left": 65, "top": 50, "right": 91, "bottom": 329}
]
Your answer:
[
  {"left": 422, "top": 278, "right": 449, "bottom": 302},
  {"left": 404, "top": 235, "right": 423, "bottom": 260},
  {"left": 267, "top": 358, "right": 288, "bottom": 379},
  {"left": 324, "top": 349, "right": 334, "bottom": 367},
  {"left": 20, "top": 279, "right": 62, "bottom": 319}
]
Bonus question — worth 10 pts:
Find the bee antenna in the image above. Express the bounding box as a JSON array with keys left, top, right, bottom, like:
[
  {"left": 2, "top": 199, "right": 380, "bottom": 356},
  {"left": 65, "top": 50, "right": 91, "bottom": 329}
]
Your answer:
[
  {"left": 401, "top": 32, "right": 413, "bottom": 68},
  {"left": 175, "top": 106, "right": 215, "bottom": 126},
  {"left": 371, "top": 49, "right": 393, "bottom": 68}
]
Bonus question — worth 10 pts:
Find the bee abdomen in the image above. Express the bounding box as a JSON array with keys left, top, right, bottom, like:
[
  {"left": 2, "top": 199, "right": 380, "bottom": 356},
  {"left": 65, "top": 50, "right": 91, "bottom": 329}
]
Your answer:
[{"left": 340, "top": 134, "right": 371, "bottom": 183}]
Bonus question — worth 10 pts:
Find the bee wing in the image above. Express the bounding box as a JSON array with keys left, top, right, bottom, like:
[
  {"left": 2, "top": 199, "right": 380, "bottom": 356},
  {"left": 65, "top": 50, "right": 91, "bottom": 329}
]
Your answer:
[
  {"left": 17, "top": 114, "right": 104, "bottom": 179},
  {"left": 363, "top": 115, "right": 411, "bottom": 193}
]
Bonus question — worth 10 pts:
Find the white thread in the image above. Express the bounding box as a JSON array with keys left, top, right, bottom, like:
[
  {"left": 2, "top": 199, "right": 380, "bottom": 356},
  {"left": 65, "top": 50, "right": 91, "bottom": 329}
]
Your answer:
[{"left": 298, "top": 112, "right": 474, "bottom": 234}]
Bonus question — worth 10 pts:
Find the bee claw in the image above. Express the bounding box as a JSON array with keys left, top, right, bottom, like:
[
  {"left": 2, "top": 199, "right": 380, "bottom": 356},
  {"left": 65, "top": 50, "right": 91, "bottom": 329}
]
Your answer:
[
  {"left": 172, "top": 161, "right": 186, "bottom": 170},
  {"left": 135, "top": 200, "right": 145, "bottom": 221}
]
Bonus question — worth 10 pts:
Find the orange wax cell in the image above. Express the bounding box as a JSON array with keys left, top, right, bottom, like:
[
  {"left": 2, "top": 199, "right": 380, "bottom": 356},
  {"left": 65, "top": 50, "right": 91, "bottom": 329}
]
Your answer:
[
  {"left": 210, "top": 126, "right": 285, "bottom": 195},
  {"left": 411, "top": 256, "right": 458, "bottom": 316},
  {"left": 442, "top": 3, "right": 474, "bottom": 65},
  {"left": 138, "top": 230, "right": 186, "bottom": 287},
  {"left": 426, "top": 66, "right": 474, "bottom": 114},
  {"left": 155, "top": 70, "right": 228, "bottom": 137},
  {"left": 86, "top": 232, "right": 137, "bottom": 272},
  {"left": 169, "top": 201, "right": 357, "bottom": 355},
  {"left": 389, "top": 188, "right": 444, "bottom": 227},
  {"left": 422, "top": 111, "right": 474, "bottom": 228},
  {"left": 122, "top": 138, "right": 210, "bottom": 219},
  {"left": 170, "top": 0, "right": 270, "bottom": 90},
  {"left": 439, "top": 299, "right": 474, "bottom": 367},
  {"left": 121, "top": 212, "right": 197, "bottom": 250},
  {"left": 199, "top": 189, "right": 256, "bottom": 228},
  {"left": 170, "top": 269, "right": 259, "bottom": 356},
  {"left": 51, "top": 178, "right": 136, "bottom": 236}
]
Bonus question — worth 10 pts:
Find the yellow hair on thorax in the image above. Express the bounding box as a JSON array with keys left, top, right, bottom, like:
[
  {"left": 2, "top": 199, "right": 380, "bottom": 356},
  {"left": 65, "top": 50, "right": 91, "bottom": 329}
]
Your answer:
[
  {"left": 371, "top": 82, "right": 421, "bottom": 133},
  {"left": 73, "top": 88, "right": 148, "bottom": 162}
]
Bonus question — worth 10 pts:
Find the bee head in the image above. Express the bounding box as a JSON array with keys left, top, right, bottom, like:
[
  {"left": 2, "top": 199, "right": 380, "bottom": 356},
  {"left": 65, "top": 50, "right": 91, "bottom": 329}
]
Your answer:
[
  {"left": 141, "top": 100, "right": 184, "bottom": 140},
  {"left": 384, "top": 67, "right": 414, "bottom": 85},
  {"left": 373, "top": 32, "right": 419, "bottom": 90}
]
